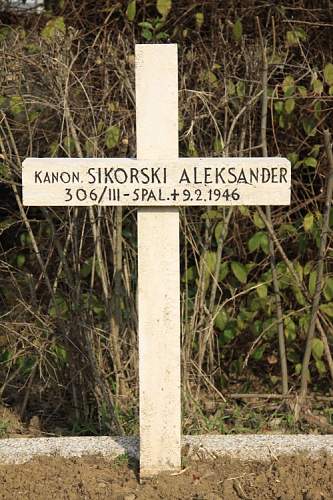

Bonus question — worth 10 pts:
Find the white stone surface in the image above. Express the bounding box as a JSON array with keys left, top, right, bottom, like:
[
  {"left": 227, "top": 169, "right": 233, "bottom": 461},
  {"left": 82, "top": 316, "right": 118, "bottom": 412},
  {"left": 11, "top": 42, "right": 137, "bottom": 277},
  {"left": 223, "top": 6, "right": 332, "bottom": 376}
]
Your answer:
[
  {"left": 0, "top": 435, "right": 332, "bottom": 464},
  {"left": 136, "top": 44, "right": 181, "bottom": 477},
  {"left": 22, "top": 157, "right": 291, "bottom": 206}
]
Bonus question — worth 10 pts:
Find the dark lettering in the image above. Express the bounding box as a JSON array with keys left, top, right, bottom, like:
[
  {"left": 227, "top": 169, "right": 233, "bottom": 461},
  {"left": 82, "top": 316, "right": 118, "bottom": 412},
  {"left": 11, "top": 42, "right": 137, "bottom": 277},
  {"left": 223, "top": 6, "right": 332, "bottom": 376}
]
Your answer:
[
  {"left": 193, "top": 167, "right": 202, "bottom": 184},
  {"left": 104, "top": 168, "right": 114, "bottom": 183},
  {"left": 114, "top": 168, "right": 127, "bottom": 184},
  {"left": 204, "top": 168, "right": 213, "bottom": 184},
  {"left": 262, "top": 168, "right": 271, "bottom": 183},
  {"left": 151, "top": 168, "right": 162, "bottom": 184},
  {"left": 34, "top": 171, "right": 43, "bottom": 183},
  {"left": 237, "top": 169, "right": 249, "bottom": 184},
  {"left": 215, "top": 168, "right": 225, "bottom": 184},
  {"left": 228, "top": 167, "right": 237, "bottom": 183},
  {"left": 179, "top": 168, "right": 190, "bottom": 184},
  {"left": 141, "top": 168, "right": 150, "bottom": 184},
  {"left": 280, "top": 167, "right": 288, "bottom": 183},
  {"left": 130, "top": 168, "right": 139, "bottom": 184}
]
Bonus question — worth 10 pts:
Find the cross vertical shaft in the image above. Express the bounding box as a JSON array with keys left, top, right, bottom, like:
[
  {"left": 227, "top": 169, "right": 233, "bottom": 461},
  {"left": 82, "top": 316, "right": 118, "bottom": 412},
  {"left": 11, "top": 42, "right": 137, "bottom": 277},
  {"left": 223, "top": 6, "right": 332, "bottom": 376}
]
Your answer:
[{"left": 135, "top": 44, "right": 181, "bottom": 477}]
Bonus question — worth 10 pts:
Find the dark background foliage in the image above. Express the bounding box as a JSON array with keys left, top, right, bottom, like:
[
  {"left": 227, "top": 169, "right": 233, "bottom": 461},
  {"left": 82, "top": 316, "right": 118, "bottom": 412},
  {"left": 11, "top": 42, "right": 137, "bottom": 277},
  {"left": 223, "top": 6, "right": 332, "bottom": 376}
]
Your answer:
[{"left": 0, "top": 0, "right": 333, "bottom": 436}]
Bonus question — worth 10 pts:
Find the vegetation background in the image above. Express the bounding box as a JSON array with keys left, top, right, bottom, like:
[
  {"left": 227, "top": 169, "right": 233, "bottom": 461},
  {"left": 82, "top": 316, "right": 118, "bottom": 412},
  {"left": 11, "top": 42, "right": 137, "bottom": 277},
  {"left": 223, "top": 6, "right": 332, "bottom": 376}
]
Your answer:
[{"left": 0, "top": 0, "right": 333, "bottom": 437}]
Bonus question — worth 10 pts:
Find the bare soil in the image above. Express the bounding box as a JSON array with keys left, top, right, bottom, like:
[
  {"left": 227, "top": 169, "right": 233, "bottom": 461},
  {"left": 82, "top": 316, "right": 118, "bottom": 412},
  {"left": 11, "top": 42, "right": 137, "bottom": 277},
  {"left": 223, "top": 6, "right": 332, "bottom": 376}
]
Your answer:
[{"left": 0, "top": 454, "right": 332, "bottom": 500}]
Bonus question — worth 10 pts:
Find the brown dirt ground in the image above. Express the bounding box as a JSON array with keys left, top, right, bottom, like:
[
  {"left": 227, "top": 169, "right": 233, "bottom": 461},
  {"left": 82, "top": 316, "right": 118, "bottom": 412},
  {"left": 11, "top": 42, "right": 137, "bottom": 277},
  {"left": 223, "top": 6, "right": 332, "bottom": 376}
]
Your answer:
[{"left": 0, "top": 454, "right": 332, "bottom": 500}]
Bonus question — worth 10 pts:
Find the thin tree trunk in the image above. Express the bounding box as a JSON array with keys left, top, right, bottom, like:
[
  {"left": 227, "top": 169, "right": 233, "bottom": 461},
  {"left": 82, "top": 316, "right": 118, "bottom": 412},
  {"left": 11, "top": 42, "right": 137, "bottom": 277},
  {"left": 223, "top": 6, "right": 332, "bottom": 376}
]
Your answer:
[
  {"left": 258, "top": 21, "right": 288, "bottom": 394},
  {"left": 110, "top": 206, "right": 128, "bottom": 396},
  {"left": 300, "top": 129, "right": 333, "bottom": 399}
]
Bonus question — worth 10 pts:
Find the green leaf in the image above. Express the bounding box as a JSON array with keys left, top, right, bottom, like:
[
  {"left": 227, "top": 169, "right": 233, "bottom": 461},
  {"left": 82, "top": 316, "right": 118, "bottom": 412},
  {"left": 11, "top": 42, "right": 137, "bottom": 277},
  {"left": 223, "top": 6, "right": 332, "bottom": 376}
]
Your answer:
[
  {"left": 282, "top": 76, "right": 295, "bottom": 95},
  {"left": 221, "top": 328, "right": 236, "bottom": 345},
  {"left": 188, "top": 139, "right": 198, "bottom": 157},
  {"left": 285, "top": 98, "right": 295, "bottom": 114},
  {"left": 256, "top": 283, "right": 268, "bottom": 299},
  {"left": 253, "top": 211, "right": 265, "bottom": 228},
  {"left": 231, "top": 261, "right": 247, "bottom": 284},
  {"left": 85, "top": 138, "right": 96, "bottom": 156},
  {"left": 49, "top": 295, "right": 68, "bottom": 319},
  {"left": 303, "top": 157, "right": 317, "bottom": 168},
  {"left": 218, "top": 261, "right": 229, "bottom": 282},
  {"left": 237, "top": 308, "right": 256, "bottom": 331},
  {"left": 138, "top": 21, "right": 153, "bottom": 29},
  {"left": 287, "top": 152, "right": 299, "bottom": 167},
  {"left": 303, "top": 212, "right": 314, "bottom": 232},
  {"left": 251, "top": 319, "right": 262, "bottom": 336},
  {"left": 310, "top": 144, "right": 320, "bottom": 158},
  {"left": 312, "top": 78, "right": 323, "bottom": 95},
  {"left": 41, "top": 17, "right": 65, "bottom": 40},
  {"left": 213, "top": 137, "right": 224, "bottom": 154},
  {"left": 236, "top": 81, "right": 246, "bottom": 98},
  {"left": 10, "top": 96, "right": 24, "bottom": 115},
  {"left": 214, "top": 220, "right": 225, "bottom": 242},
  {"left": 204, "top": 251, "right": 216, "bottom": 274},
  {"left": 142, "top": 29, "right": 153, "bottom": 40},
  {"left": 232, "top": 18, "right": 243, "bottom": 41},
  {"left": 279, "top": 114, "right": 286, "bottom": 129},
  {"left": 278, "top": 223, "right": 297, "bottom": 236},
  {"left": 248, "top": 231, "right": 264, "bottom": 252},
  {"left": 238, "top": 205, "right": 250, "bottom": 216},
  {"left": 320, "top": 302, "right": 333, "bottom": 318},
  {"left": 252, "top": 345, "right": 265, "bottom": 361},
  {"left": 260, "top": 233, "right": 269, "bottom": 254},
  {"left": 227, "top": 80, "right": 235, "bottom": 96},
  {"left": 80, "top": 259, "right": 93, "bottom": 278},
  {"left": 204, "top": 70, "right": 218, "bottom": 87},
  {"left": 284, "top": 317, "right": 296, "bottom": 341},
  {"left": 53, "top": 344, "right": 68, "bottom": 364},
  {"left": 308, "top": 270, "right": 317, "bottom": 296},
  {"left": 156, "top": 0, "right": 171, "bottom": 16},
  {"left": 286, "top": 30, "right": 297, "bottom": 46},
  {"left": 324, "top": 63, "right": 333, "bottom": 85},
  {"left": 299, "top": 314, "right": 310, "bottom": 332},
  {"left": 63, "top": 136, "right": 75, "bottom": 155},
  {"left": 315, "top": 359, "right": 326, "bottom": 375},
  {"left": 105, "top": 125, "right": 120, "bottom": 149},
  {"left": 286, "top": 28, "right": 307, "bottom": 46},
  {"left": 295, "top": 363, "right": 302, "bottom": 375},
  {"left": 293, "top": 286, "right": 306, "bottom": 306},
  {"left": 314, "top": 100, "right": 321, "bottom": 120},
  {"left": 28, "top": 111, "right": 40, "bottom": 123},
  {"left": 302, "top": 117, "right": 317, "bottom": 137},
  {"left": 126, "top": 0, "right": 136, "bottom": 21},
  {"left": 304, "top": 261, "right": 314, "bottom": 275},
  {"left": 248, "top": 231, "right": 269, "bottom": 254},
  {"left": 214, "top": 309, "right": 228, "bottom": 332},
  {"left": 178, "top": 115, "right": 184, "bottom": 132},
  {"left": 201, "top": 210, "right": 221, "bottom": 220},
  {"left": 195, "top": 12, "right": 204, "bottom": 29},
  {"left": 0, "top": 95, "right": 6, "bottom": 109},
  {"left": 297, "top": 85, "right": 307, "bottom": 97},
  {"left": 323, "top": 277, "right": 333, "bottom": 301},
  {"left": 16, "top": 254, "right": 25, "bottom": 268},
  {"left": 182, "top": 266, "right": 196, "bottom": 283},
  {"left": 311, "top": 338, "right": 324, "bottom": 360},
  {"left": 294, "top": 260, "right": 304, "bottom": 281},
  {"left": 0, "top": 27, "right": 10, "bottom": 42},
  {"left": 287, "top": 349, "right": 301, "bottom": 364},
  {"left": 274, "top": 101, "right": 284, "bottom": 114}
]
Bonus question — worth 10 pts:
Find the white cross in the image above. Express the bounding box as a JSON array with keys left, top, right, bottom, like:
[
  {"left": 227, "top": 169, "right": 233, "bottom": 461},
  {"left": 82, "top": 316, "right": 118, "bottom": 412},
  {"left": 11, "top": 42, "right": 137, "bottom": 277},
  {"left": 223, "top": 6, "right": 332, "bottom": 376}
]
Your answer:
[{"left": 22, "top": 44, "right": 290, "bottom": 478}]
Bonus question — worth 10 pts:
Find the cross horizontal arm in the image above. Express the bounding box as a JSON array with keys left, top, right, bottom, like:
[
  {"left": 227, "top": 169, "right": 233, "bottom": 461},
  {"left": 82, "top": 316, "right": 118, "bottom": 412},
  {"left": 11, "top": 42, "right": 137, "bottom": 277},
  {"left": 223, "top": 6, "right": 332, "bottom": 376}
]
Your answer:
[{"left": 22, "top": 157, "right": 290, "bottom": 207}]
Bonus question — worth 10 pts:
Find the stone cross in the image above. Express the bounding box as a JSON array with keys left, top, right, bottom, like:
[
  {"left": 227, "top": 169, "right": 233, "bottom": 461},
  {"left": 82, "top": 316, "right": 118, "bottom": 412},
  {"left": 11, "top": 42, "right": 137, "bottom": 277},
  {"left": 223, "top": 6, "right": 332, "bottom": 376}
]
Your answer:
[{"left": 22, "top": 44, "right": 291, "bottom": 477}]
